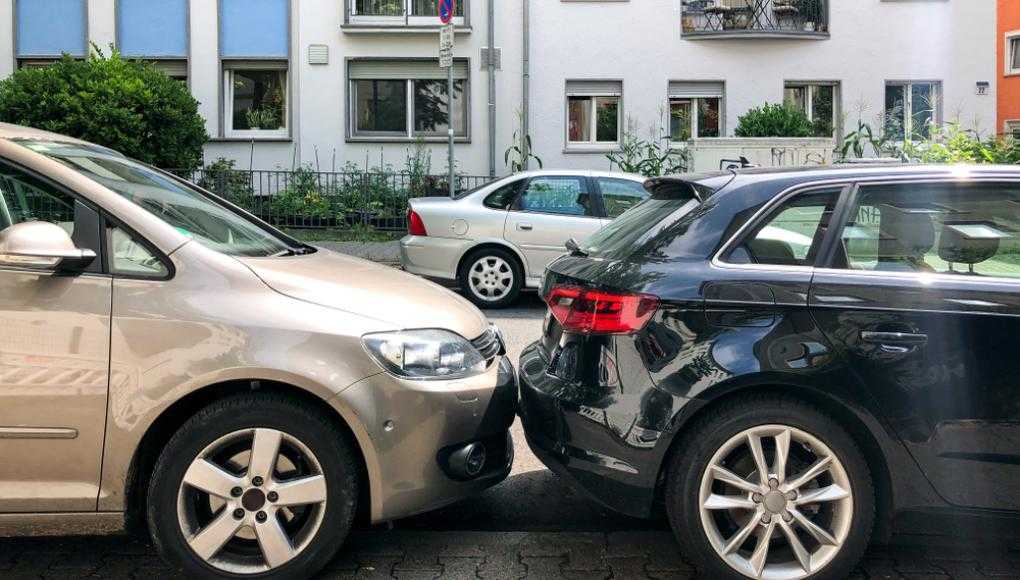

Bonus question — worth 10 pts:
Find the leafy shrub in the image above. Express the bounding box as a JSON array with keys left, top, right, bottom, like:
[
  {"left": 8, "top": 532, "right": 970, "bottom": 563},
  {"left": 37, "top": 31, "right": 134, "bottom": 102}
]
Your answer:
[
  {"left": 902, "top": 123, "right": 1020, "bottom": 165},
  {"left": 197, "top": 158, "right": 254, "bottom": 204},
  {"left": 607, "top": 119, "right": 691, "bottom": 177},
  {"left": 270, "top": 166, "right": 333, "bottom": 219},
  {"left": 0, "top": 49, "right": 207, "bottom": 171},
  {"left": 735, "top": 103, "right": 815, "bottom": 138}
]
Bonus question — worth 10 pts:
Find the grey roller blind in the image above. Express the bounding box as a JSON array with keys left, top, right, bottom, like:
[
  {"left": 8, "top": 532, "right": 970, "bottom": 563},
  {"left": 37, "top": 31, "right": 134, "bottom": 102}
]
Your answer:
[
  {"left": 668, "top": 81, "right": 725, "bottom": 98},
  {"left": 153, "top": 60, "right": 188, "bottom": 78},
  {"left": 565, "top": 80, "right": 623, "bottom": 96},
  {"left": 349, "top": 59, "right": 469, "bottom": 80}
]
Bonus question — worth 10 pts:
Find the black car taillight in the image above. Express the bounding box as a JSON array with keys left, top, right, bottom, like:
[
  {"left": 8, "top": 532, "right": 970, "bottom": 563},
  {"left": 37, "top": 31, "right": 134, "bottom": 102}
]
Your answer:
[{"left": 545, "top": 284, "right": 659, "bottom": 335}]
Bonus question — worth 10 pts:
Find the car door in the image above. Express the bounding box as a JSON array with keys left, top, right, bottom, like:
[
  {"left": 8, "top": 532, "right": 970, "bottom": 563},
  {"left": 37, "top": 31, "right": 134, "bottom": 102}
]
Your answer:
[
  {"left": 505, "top": 174, "right": 603, "bottom": 279},
  {"left": 810, "top": 179, "right": 1020, "bottom": 511},
  {"left": 593, "top": 176, "right": 649, "bottom": 226},
  {"left": 0, "top": 160, "right": 110, "bottom": 512}
]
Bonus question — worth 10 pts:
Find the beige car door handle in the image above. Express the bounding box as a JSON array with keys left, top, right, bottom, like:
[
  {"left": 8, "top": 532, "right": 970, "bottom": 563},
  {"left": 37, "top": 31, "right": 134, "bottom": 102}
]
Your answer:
[{"left": 517, "top": 223, "right": 533, "bottom": 231}]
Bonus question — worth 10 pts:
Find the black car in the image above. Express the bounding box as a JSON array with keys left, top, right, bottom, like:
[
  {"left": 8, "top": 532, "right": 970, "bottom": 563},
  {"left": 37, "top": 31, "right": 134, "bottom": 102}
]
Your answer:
[{"left": 518, "top": 165, "right": 1020, "bottom": 580}]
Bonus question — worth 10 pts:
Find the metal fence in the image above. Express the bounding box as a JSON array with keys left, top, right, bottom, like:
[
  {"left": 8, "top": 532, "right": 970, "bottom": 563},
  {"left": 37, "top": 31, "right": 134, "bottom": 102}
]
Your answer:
[{"left": 171, "top": 168, "right": 496, "bottom": 231}]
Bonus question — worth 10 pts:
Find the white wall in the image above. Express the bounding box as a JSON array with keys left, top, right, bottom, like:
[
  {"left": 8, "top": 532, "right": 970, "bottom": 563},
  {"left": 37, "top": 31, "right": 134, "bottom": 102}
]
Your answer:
[
  {"left": 526, "top": 0, "right": 997, "bottom": 171},
  {"left": 0, "top": 0, "right": 12, "bottom": 79},
  {"left": 0, "top": 0, "right": 996, "bottom": 176}
]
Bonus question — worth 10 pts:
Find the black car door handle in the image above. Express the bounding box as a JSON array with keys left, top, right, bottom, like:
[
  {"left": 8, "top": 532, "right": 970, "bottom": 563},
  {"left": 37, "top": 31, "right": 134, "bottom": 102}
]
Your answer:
[{"left": 860, "top": 331, "right": 928, "bottom": 353}]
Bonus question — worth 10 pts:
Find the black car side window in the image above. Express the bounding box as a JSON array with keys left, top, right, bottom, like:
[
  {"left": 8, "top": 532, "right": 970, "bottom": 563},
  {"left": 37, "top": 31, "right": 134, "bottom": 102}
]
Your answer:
[
  {"left": 835, "top": 182, "right": 1020, "bottom": 277},
  {"left": 727, "top": 189, "right": 840, "bottom": 267}
]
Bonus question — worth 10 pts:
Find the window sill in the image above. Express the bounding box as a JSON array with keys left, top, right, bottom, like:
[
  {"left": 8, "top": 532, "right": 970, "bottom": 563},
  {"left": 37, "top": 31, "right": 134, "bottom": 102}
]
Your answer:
[
  {"left": 347, "top": 136, "right": 471, "bottom": 144},
  {"left": 210, "top": 137, "right": 294, "bottom": 143},
  {"left": 563, "top": 145, "right": 619, "bottom": 154}
]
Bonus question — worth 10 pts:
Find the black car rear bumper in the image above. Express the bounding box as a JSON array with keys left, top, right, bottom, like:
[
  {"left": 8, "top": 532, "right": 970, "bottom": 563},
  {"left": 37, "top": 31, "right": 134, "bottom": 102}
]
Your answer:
[{"left": 517, "top": 340, "right": 659, "bottom": 519}]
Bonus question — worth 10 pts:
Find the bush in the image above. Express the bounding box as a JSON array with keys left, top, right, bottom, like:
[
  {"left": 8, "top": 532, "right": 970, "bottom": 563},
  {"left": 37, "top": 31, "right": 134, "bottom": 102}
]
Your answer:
[
  {"left": 197, "top": 158, "right": 254, "bottom": 204},
  {"left": 735, "top": 103, "right": 815, "bottom": 138},
  {"left": 606, "top": 118, "right": 691, "bottom": 177},
  {"left": 901, "top": 123, "right": 1020, "bottom": 165},
  {"left": 0, "top": 49, "right": 207, "bottom": 171}
]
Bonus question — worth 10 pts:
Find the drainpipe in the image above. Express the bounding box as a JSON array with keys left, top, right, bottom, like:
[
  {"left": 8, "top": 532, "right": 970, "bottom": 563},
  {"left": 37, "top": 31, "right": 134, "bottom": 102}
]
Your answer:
[
  {"left": 522, "top": 0, "right": 530, "bottom": 170},
  {"left": 487, "top": 0, "right": 496, "bottom": 177}
]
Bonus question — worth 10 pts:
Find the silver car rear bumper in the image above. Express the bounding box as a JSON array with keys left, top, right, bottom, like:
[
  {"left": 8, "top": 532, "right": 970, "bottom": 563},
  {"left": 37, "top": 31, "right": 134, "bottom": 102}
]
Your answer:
[{"left": 400, "top": 235, "right": 472, "bottom": 281}]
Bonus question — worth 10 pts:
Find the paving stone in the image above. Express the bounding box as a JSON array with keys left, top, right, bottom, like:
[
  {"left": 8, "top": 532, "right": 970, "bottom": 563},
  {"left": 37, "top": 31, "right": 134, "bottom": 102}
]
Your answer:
[
  {"left": 520, "top": 556, "right": 565, "bottom": 579},
  {"left": 439, "top": 556, "right": 484, "bottom": 580}
]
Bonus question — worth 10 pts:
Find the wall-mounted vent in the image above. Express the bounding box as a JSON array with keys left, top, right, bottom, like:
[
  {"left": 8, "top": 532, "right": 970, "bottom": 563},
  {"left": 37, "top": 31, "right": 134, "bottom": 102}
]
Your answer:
[
  {"left": 308, "top": 44, "right": 329, "bottom": 65},
  {"left": 480, "top": 47, "right": 501, "bottom": 70}
]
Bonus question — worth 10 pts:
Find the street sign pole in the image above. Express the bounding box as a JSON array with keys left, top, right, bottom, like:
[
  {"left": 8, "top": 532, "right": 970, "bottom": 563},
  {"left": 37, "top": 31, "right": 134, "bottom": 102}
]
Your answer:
[{"left": 438, "top": 0, "right": 457, "bottom": 197}]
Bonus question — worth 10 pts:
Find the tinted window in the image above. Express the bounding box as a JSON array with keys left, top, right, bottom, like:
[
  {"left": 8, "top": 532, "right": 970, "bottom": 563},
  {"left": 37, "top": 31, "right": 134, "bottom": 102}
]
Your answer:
[
  {"left": 732, "top": 189, "right": 840, "bottom": 266},
  {"left": 598, "top": 178, "right": 648, "bottom": 219},
  {"left": 517, "top": 176, "right": 593, "bottom": 216},
  {"left": 835, "top": 182, "right": 1020, "bottom": 277},
  {"left": 483, "top": 181, "right": 520, "bottom": 209},
  {"left": 0, "top": 162, "right": 76, "bottom": 236},
  {"left": 582, "top": 197, "right": 700, "bottom": 259}
]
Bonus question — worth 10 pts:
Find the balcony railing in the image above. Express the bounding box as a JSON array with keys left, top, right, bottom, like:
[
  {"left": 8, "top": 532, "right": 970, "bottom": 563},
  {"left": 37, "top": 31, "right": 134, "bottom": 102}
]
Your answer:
[
  {"left": 681, "top": 0, "right": 829, "bottom": 38},
  {"left": 346, "top": 0, "right": 468, "bottom": 29}
]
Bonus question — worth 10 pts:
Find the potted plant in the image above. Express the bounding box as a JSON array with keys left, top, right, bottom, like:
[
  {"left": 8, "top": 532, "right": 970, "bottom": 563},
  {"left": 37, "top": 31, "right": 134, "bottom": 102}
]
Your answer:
[{"left": 795, "top": 0, "right": 820, "bottom": 31}]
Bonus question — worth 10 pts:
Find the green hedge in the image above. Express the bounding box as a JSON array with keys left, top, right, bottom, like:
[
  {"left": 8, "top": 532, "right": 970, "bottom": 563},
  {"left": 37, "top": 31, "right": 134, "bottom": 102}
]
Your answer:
[{"left": 0, "top": 50, "right": 207, "bottom": 171}]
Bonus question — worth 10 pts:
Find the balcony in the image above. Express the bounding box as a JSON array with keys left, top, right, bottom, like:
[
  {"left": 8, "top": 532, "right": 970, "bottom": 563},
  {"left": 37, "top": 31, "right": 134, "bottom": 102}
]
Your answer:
[
  {"left": 681, "top": 0, "right": 829, "bottom": 39},
  {"left": 343, "top": 0, "right": 469, "bottom": 33}
]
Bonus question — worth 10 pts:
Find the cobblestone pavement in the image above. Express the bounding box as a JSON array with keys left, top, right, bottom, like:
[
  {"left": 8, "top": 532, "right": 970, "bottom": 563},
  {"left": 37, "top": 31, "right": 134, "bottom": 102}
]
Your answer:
[{"left": 0, "top": 529, "right": 1018, "bottom": 579}]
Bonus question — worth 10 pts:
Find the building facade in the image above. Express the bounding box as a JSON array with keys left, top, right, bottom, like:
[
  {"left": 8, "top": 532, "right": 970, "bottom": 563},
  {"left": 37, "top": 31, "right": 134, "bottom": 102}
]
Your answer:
[
  {"left": 0, "top": 0, "right": 999, "bottom": 176},
  {"left": 1000, "top": 0, "right": 1020, "bottom": 139}
]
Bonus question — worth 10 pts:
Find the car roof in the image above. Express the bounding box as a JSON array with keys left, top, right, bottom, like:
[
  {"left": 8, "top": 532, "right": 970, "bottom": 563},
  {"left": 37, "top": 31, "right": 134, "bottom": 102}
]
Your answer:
[
  {"left": 669, "top": 163, "right": 1020, "bottom": 186},
  {"left": 509, "top": 169, "right": 645, "bottom": 181},
  {"left": 0, "top": 122, "right": 95, "bottom": 146}
]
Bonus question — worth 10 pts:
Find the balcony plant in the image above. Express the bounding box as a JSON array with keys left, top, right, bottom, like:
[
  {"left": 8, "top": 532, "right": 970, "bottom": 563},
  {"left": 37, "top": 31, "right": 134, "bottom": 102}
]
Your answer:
[{"left": 735, "top": 103, "right": 815, "bottom": 138}]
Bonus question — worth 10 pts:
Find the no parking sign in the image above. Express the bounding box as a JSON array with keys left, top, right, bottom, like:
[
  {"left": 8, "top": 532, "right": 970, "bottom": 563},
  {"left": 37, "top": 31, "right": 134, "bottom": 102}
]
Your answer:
[{"left": 438, "top": 0, "right": 456, "bottom": 24}]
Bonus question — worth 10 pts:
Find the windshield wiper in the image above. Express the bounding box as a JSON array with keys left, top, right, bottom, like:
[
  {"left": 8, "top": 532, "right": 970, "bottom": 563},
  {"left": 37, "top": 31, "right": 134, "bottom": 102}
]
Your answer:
[{"left": 565, "top": 238, "right": 588, "bottom": 257}]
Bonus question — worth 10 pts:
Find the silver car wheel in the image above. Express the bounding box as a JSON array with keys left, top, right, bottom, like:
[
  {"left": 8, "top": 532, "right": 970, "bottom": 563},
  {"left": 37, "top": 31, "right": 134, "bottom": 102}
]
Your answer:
[
  {"left": 176, "top": 428, "right": 328, "bottom": 575},
  {"left": 698, "top": 424, "right": 853, "bottom": 580},
  {"left": 468, "top": 255, "right": 514, "bottom": 302}
]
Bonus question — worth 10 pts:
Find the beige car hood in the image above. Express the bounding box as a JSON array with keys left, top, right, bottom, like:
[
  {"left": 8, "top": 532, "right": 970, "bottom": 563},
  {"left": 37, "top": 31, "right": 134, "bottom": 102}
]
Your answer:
[{"left": 239, "top": 249, "right": 489, "bottom": 339}]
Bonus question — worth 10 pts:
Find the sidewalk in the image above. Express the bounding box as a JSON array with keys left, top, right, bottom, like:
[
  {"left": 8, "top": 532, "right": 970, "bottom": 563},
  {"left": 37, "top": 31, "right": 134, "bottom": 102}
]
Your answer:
[{"left": 315, "top": 241, "right": 401, "bottom": 264}]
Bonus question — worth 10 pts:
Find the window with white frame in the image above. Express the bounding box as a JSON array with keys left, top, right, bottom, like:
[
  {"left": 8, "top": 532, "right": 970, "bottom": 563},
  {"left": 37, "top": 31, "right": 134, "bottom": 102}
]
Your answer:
[
  {"left": 566, "top": 81, "right": 622, "bottom": 148},
  {"left": 668, "top": 81, "right": 723, "bottom": 141},
  {"left": 224, "top": 64, "right": 289, "bottom": 138},
  {"left": 1007, "top": 32, "right": 1020, "bottom": 76},
  {"left": 220, "top": 0, "right": 290, "bottom": 139},
  {"left": 885, "top": 81, "right": 941, "bottom": 140},
  {"left": 784, "top": 82, "right": 839, "bottom": 137},
  {"left": 348, "top": 60, "right": 469, "bottom": 140},
  {"left": 350, "top": 0, "right": 466, "bottom": 25}
]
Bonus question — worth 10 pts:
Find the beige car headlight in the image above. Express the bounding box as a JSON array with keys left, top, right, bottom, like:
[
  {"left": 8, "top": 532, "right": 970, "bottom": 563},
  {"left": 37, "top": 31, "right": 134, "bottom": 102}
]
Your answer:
[{"left": 362, "top": 329, "right": 487, "bottom": 380}]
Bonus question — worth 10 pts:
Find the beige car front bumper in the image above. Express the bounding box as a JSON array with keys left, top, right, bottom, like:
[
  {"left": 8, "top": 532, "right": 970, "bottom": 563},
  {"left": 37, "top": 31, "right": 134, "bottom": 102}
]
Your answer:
[{"left": 332, "top": 355, "right": 517, "bottom": 523}]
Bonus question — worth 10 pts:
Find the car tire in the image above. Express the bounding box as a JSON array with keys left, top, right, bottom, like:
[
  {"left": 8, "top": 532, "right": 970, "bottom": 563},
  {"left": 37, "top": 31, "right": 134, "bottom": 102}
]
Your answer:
[
  {"left": 147, "top": 393, "right": 359, "bottom": 580},
  {"left": 458, "top": 247, "right": 524, "bottom": 309},
  {"left": 665, "top": 395, "right": 874, "bottom": 580}
]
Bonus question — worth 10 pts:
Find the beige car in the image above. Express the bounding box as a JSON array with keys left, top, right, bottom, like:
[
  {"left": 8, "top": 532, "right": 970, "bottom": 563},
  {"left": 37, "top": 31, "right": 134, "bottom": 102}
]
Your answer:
[{"left": 0, "top": 124, "right": 515, "bottom": 579}]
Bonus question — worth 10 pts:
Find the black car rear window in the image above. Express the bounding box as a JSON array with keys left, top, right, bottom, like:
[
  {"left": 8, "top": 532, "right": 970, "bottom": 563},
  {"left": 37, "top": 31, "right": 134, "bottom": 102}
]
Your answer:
[{"left": 581, "top": 197, "right": 701, "bottom": 259}]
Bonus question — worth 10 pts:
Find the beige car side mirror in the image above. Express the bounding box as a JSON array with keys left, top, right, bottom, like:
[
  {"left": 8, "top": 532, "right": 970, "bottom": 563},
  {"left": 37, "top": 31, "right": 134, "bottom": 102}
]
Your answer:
[{"left": 0, "top": 221, "right": 96, "bottom": 271}]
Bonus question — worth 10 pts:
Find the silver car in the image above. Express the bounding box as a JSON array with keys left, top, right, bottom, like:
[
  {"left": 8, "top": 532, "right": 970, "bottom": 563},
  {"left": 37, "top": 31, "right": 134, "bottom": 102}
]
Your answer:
[
  {"left": 400, "top": 170, "right": 648, "bottom": 308},
  {"left": 0, "top": 124, "right": 515, "bottom": 579}
]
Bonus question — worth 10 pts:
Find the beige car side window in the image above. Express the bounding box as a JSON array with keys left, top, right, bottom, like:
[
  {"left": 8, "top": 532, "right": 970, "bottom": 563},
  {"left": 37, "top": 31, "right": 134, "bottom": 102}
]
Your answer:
[
  {"left": 109, "top": 226, "right": 168, "bottom": 277},
  {"left": 0, "top": 167, "right": 77, "bottom": 235}
]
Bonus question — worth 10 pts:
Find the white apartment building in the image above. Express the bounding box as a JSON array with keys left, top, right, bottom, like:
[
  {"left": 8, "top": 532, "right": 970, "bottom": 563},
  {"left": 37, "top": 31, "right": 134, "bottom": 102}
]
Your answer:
[{"left": 0, "top": 0, "right": 998, "bottom": 177}]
